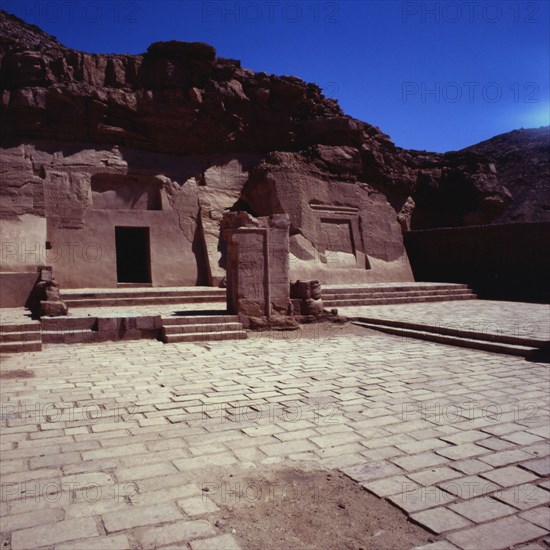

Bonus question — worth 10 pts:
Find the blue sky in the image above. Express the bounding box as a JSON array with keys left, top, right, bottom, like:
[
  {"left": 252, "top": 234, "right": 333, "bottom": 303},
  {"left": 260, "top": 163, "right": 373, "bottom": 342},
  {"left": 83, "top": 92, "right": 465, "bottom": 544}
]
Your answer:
[{"left": 2, "top": 0, "right": 549, "bottom": 152}]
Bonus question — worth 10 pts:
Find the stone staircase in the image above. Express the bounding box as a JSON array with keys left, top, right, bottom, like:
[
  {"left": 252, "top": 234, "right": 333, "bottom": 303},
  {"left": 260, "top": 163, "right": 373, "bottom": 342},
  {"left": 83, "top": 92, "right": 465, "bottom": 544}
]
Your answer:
[
  {"left": 353, "top": 317, "right": 548, "bottom": 358},
  {"left": 161, "top": 315, "right": 247, "bottom": 344},
  {"left": 0, "top": 320, "right": 42, "bottom": 353},
  {"left": 37, "top": 313, "right": 247, "bottom": 346},
  {"left": 59, "top": 287, "right": 226, "bottom": 309},
  {"left": 322, "top": 283, "right": 476, "bottom": 307},
  {"left": 41, "top": 316, "right": 115, "bottom": 344}
]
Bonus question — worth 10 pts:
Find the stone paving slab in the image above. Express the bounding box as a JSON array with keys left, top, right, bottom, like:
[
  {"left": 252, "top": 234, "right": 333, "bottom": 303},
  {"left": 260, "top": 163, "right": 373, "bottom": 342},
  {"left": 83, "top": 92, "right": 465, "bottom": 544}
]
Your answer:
[
  {"left": 0, "top": 308, "right": 34, "bottom": 326},
  {"left": 338, "top": 300, "right": 550, "bottom": 342},
  {"left": 0, "top": 324, "right": 548, "bottom": 549}
]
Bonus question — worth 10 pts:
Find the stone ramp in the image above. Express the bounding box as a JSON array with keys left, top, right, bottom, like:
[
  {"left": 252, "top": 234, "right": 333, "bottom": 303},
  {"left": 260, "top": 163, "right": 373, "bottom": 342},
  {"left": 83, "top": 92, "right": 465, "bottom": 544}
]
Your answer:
[
  {"left": 323, "top": 282, "right": 476, "bottom": 307},
  {"left": 340, "top": 300, "right": 550, "bottom": 358},
  {"left": 353, "top": 319, "right": 543, "bottom": 357}
]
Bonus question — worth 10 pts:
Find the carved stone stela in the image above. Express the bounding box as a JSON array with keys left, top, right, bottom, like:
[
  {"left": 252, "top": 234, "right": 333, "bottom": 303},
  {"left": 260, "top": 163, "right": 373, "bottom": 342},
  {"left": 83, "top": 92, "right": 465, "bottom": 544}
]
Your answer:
[
  {"left": 222, "top": 212, "right": 291, "bottom": 324},
  {"left": 309, "top": 203, "right": 369, "bottom": 270}
]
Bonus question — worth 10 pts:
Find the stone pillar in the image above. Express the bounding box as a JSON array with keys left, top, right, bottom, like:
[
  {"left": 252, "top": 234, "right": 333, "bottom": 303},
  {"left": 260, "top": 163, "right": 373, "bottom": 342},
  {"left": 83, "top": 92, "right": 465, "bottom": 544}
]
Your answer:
[{"left": 222, "top": 212, "right": 291, "bottom": 325}]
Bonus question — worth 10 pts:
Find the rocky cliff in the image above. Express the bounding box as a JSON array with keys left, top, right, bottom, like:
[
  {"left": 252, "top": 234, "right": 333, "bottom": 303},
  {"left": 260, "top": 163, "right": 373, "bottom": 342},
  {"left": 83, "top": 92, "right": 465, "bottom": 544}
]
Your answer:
[
  {"left": 0, "top": 11, "right": 544, "bottom": 288},
  {"left": 1, "top": 11, "right": 516, "bottom": 223},
  {"left": 463, "top": 127, "right": 550, "bottom": 223}
]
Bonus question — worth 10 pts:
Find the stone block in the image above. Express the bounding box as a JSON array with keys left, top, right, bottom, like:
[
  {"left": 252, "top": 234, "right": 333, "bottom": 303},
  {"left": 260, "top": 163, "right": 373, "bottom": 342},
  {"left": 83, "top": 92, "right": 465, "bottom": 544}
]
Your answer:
[
  {"left": 140, "top": 329, "right": 161, "bottom": 339},
  {"left": 303, "top": 298, "right": 324, "bottom": 316},
  {"left": 40, "top": 300, "right": 68, "bottom": 317},
  {"left": 289, "top": 280, "right": 323, "bottom": 317},
  {"left": 411, "top": 507, "right": 471, "bottom": 534},
  {"left": 135, "top": 315, "right": 162, "bottom": 330},
  {"left": 119, "top": 317, "right": 137, "bottom": 330},
  {"left": 64, "top": 331, "right": 95, "bottom": 344},
  {"left": 38, "top": 266, "right": 53, "bottom": 282},
  {"left": 97, "top": 317, "right": 118, "bottom": 331},
  {"left": 119, "top": 329, "right": 142, "bottom": 340},
  {"left": 447, "top": 516, "right": 547, "bottom": 549},
  {"left": 95, "top": 330, "right": 117, "bottom": 342}
]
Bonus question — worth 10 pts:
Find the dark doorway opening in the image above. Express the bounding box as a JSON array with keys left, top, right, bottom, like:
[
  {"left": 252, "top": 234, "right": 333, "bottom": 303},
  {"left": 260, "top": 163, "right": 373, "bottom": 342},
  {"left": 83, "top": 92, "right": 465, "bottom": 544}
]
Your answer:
[{"left": 115, "top": 227, "right": 151, "bottom": 284}]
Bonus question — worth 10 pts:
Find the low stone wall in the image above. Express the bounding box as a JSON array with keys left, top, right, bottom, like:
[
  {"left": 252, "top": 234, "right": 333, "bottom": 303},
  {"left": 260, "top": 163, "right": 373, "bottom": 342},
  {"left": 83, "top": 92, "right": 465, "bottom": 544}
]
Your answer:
[
  {"left": 404, "top": 222, "right": 550, "bottom": 303},
  {"left": 0, "top": 271, "right": 38, "bottom": 307},
  {"left": 41, "top": 315, "right": 162, "bottom": 343}
]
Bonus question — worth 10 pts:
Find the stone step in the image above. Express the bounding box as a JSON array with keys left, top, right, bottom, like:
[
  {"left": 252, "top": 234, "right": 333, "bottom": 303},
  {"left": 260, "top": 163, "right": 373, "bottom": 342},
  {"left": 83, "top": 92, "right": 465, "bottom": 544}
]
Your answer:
[
  {"left": 163, "top": 323, "right": 243, "bottom": 336},
  {"left": 163, "top": 330, "right": 248, "bottom": 344},
  {"left": 322, "top": 289, "right": 476, "bottom": 300},
  {"left": 356, "top": 317, "right": 548, "bottom": 348},
  {"left": 61, "top": 288, "right": 225, "bottom": 300},
  {"left": 41, "top": 317, "right": 97, "bottom": 331},
  {"left": 324, "top": 293, "right": 477, "bottom": 307},
  {"left": 161, "top": 315, "right": 239, "bottom": 326},
  {"left": 0, "top": 340, "right": 42, "bottom": 353},
  {"left": 0, "top": 322, "right": 41, "bottom": 333},
  {"left": 43, "top": 330, "right": 153, "bottom": 344},
  {"left": 323, "top": 283, "right": 470, "bottom": 295},
  {"left": 0, "top": 331, "right": 42, "bottom": 343},
  {"left": 42, "top": 330, "right": 97, "bottom": 344},
  {"left": 354, "top": 321, "right": 539, "bottom": 357},
  {"left": 65, "top": 295, "right": 224, "bottom": 308}
]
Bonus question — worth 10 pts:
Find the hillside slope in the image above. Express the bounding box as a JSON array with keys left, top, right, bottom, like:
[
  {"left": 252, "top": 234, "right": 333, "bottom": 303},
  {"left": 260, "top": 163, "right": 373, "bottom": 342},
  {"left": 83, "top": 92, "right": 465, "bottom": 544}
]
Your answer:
[{"left": 464, "top": 127, "right": 550, "bottom": 223}]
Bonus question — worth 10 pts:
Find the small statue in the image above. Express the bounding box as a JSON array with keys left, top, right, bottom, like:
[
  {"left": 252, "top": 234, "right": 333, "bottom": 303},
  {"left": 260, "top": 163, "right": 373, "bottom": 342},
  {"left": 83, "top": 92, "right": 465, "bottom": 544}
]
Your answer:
[
  {"left": 27, "top": 266, "right": 69, "bottom": 318},
  {"left": 290, "top": 280, "right": 324, "bottom": 316}
]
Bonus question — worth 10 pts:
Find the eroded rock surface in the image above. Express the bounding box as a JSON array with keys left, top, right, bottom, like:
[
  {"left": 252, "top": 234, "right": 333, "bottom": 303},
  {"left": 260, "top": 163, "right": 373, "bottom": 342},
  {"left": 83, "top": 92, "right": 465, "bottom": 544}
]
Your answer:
[
  {"left": 464, "top": 127, "right": 550, "bottom": 223},
  {"left": 409, "top": 149, "right": 512, "bottom": 228},
  {"left": 0, "top": 11, "right": 535, "bottom": 289}
]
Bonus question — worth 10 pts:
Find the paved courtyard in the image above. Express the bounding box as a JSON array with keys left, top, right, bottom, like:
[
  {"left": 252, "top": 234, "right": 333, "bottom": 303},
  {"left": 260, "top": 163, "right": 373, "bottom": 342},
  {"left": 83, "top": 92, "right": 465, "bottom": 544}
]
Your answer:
[
  {"left": 338, "top": 300, "right": 550, "bottom": 342},
  {"left": 0, "top": 322, "right": 549, "bottom": 549}
]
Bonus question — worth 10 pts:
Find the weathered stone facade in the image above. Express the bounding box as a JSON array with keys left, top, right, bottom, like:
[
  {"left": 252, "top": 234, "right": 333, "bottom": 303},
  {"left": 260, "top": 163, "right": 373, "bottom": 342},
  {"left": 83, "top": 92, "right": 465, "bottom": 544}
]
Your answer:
[
  {"left": 1, "top": 142, "right": 260, "bottom": 289},
  {"left": 0, "top": 12, "right": 517, "bottom": 303}
]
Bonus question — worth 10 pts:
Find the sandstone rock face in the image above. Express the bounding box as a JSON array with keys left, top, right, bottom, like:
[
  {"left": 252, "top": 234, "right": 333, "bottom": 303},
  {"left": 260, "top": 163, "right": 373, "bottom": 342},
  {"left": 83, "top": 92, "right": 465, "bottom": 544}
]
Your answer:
[
  {"left": 0, "top": 13, "right": 345, "bottom": 155},
  {"left": 409, "top": 150, "right": 513, "bottom": 228},
  {"left": 240, "top": 150, "right": 413, "bottom": 283},
  {"left": 0, "top": 141, "right": 259, "bottom": 288},
  {"left": 407, "top": 127, "right": 550, "bottom": 228},
  {"left": 0, "top": 11, "right": 522, "bottom": 292}
]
